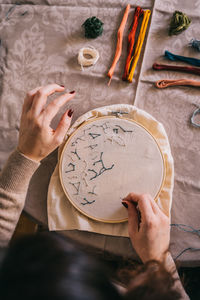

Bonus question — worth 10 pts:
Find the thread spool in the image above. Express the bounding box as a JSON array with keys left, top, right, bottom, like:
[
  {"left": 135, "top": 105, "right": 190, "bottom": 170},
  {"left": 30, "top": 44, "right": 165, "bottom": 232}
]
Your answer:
[{"left": 78, "top": 47, "right": 99, "bottom": 69}]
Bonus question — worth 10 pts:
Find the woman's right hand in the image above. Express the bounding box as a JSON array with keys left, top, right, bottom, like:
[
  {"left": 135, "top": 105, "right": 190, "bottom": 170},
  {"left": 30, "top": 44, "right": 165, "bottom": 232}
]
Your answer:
[{"left": 122, "top": 193, "right": 170, "bottom": 263}]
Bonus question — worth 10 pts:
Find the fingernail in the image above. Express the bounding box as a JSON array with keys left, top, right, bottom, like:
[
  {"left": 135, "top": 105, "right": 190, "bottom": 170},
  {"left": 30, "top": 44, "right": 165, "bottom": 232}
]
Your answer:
[
  {"left": 68, "top": 109, "right": 74, "bottom": 117},
  {"left": 69, "top": 90, "right": 75, "bottom": 94},
  {"left": 60, "top": 85, "right": 65, "bottom": 88},
  {"left": 122, "top": 201, "right": 128, "bottom": 209}
]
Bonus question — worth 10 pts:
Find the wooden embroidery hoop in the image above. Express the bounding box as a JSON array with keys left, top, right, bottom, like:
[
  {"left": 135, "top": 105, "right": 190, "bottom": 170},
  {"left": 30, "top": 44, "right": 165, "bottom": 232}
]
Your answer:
[{"left": 59, "top": 116, "right": 166, "bottom": 223}]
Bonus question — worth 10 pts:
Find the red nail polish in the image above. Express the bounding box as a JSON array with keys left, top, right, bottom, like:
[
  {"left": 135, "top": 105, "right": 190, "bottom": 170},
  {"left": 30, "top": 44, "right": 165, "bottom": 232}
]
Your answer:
[
  {"left": 122, "top": 201, "right": 128, "bottom": 209},
  {"left": 60, "top": 85, "right": 65, "bottom": 88},
  {"left": 69, "top": 90, "right": 75, "bottom": 94},
  {"left": 68, "top": 109, "right": 74, "bottom": 117}
]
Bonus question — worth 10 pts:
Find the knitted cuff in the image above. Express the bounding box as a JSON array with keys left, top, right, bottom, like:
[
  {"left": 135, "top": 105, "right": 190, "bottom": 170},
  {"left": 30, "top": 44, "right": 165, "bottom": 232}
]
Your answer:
[{"left": 0, "top": 149, "right": 40, "bottom": 193}]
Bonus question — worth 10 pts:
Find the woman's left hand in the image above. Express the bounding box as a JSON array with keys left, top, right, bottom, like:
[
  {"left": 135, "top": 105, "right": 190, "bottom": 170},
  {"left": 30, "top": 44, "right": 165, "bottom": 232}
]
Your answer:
[{"left": 17, "top": 84, "right": 75, "bottom": 162}]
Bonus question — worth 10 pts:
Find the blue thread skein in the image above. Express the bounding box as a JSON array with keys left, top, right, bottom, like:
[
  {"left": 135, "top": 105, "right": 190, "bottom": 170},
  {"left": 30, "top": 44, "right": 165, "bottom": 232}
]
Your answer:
[{"left": 165, "top": 50, "right": 200, "bottom": 67}]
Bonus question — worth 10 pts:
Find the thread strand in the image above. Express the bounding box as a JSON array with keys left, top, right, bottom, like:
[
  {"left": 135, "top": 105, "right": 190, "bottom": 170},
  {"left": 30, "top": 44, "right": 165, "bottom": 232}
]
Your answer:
[
  {"left": 153, "top": 62, "right": 200, "bottom": 76},
  {"left": 165, "top": 50, "right": 200, "bottom": 67},
  {"left": 127, "top": 10, "right": 151, "bottom": 82},
  {"left": 122, "top": 6, "right": 143, "bottom": 80},
  {"left": 155, "top": 79, "right": 200, "bottom": 88},
  {"left": 171, "top": 223, "right": 200, "bottom": 237},
  {"left": 174, "top": 247, "right": 200, "bottom": 260}
]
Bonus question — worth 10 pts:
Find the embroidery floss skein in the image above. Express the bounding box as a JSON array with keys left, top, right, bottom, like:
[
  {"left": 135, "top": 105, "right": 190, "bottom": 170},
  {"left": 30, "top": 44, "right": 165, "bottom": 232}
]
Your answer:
[
  {"left": 155, "top": 79, "right": 200, "bottom": 89},
  {"left": 107, "top": 4, "right": 130, "bottom": 86},
  {"left": 165, "top": 50, "right": 200, "bottom": 67},
  {"left": 122, "top": 6, "right": 143, "bottom": 81},
  {"left": 82, "top": 16, "right": 104, "bottom": 39},
  {"left": 127, "top": 9, "right": 151, "bottom": 82},
  {"left": 153, "top": 62, "right": 200, "bottom": 76},
  {"left": 78, "top": 47, "right": 99, "bottom": 69},
  {"left": 169, "top": 11, "right": 191, "bottom": 36}
]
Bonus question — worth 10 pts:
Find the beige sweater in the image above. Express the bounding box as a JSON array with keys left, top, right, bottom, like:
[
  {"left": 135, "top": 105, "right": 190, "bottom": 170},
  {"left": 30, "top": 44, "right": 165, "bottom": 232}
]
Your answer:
[
  {"left": 0, "top": 150, "right": 189, "bottom": 299},
  {"left": 0, "top": 150, "right": 39, "bottom": 247}
]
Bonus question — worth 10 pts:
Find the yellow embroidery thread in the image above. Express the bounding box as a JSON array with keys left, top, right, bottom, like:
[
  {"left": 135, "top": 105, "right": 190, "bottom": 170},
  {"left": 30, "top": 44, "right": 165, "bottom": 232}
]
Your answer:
[{"left": 127, "top": 10, "right": 151, "bottom": 82}]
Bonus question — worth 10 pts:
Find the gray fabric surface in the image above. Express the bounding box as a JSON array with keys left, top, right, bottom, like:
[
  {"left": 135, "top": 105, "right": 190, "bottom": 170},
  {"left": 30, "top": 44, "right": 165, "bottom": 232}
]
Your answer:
[{"left": 135, "top": 0, "right": 200, "bottom": 265}]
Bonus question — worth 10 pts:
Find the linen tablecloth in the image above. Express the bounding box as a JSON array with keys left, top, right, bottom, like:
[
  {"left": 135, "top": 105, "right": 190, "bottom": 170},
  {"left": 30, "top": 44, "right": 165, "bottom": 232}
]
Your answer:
[
  {"left": 135, "top": 0, "right": 200, "bottom": 265},
  {"left": 0, "top": 0, "right": 199, "bottom": 265},
  {"left": 0, "top": 0, "right": 152, "bottom": 167}
]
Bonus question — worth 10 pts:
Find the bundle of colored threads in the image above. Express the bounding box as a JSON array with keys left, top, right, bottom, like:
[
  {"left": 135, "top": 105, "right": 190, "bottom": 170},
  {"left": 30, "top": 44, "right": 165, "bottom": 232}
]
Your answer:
[
  {"left": 165, "top": 50, "right": 200, "bottom": 67},
  {"left": 107, "top": 4, "right": 131, "bottom": 85},
  {"left": 155, "top": 78, "right": 200, "bottom": 89},
  {"left": 82, "top": 16, "right": 104, "bottom": 39},
  {"left": 122, "top": 6, "right": 143, "bottom": 80},
  {"left": 127, "top": 9, "right": 151, "bottom": 82},
  {"left": 123, "top": 7, "right": 151, "bottom": 82},
  {"left": 169, "top": 11, "right": 191, "bottom": 35}
]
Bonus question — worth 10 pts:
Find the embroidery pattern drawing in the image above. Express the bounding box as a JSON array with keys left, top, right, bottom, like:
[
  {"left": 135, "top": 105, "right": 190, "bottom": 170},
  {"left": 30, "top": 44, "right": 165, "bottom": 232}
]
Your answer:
[{"left": 63, "top": 119, "right": 135, "bottom": 210}]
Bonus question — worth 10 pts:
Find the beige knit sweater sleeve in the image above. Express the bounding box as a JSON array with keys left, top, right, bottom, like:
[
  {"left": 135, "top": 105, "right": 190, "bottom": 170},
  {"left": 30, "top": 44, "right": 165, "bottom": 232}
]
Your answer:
[
  {"left": 165, "top": 253, "right": 190, "bottom": 300},
  {"left": 0, "top": 149, "right": 40, "bottom": 247}
]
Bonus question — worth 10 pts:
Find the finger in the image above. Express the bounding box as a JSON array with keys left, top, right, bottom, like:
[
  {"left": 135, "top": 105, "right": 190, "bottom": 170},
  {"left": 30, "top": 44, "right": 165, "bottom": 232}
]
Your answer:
[
  {"left": 125, "top": 193, "right": 155, "bottom": 220},
  {"left": 149, "top": 197, "right": 162, "bottom": 215},
  {"left": 138, "top": 193, "right": 161, "bottom": 216},
  {"left": 53, "top": 109, "right": 73, "bottom": 146},
  {"left": 123, "top": 201, "right": 139, "bottom": 235},
  {"left": 31, "top": 84, "right": 65, "bottom": 116},
  {"left": 123, "top": 192, "right": 142, "bottom": 204},
  {"left": 44, "top": 92, "right": 75, "bottom": 123},
  {"left": 22, "top": 86, "right": 42, "bottom": 113}
]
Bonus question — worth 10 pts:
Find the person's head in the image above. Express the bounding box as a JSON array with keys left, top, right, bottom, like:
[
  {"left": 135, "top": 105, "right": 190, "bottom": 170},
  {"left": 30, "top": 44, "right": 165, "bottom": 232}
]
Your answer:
[
  {"left": 123, "top": 260, "right": 181, "bottom": 300},
  {"left": 0, "top": 232, "right": 122, "bottom": 300}
]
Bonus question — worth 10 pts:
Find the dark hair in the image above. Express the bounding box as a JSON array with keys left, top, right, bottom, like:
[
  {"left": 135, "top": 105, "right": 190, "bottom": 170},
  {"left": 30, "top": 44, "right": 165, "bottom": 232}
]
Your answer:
[
  {"left": 0, "top": 232, "right": 122, "bottom": 300},
  {"left": 124, "top": 261, "right": 181, "bottom": 300}
]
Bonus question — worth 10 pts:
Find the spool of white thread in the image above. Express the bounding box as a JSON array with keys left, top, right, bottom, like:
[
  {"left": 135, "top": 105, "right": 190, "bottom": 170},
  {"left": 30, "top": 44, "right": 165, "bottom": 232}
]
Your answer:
[{"left": 78, "top": 46, "right": 99, "bottom": 68}]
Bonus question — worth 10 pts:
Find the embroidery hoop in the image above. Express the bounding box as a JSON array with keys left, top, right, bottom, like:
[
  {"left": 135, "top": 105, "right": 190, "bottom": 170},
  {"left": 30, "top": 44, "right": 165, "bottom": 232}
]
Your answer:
[
  {"left": 59, "top": 116, "right": 166, "bottom": 223},
  {"left": 191, "top": 107, "right": 200, "bottom": 128}
]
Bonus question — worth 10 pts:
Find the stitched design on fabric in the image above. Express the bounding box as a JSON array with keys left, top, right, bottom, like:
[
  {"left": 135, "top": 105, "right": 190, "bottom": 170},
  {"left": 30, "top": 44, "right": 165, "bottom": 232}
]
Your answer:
[
  {"left": 113, "top": 125, "right": 133, "bottom": 133},
  {"left": 71, "top": 134, "right": 85, "bottom": 146},
  {"left": 71, "top": 148, "right": 81, "bottom": 160},
  {"left": 64, "top": 119, "right": 135, "bottom": 210},
  {"left": 65, "top": 163, "right": 75, "bottom": 173},
  {"left": 89, "top": 132, "right": 101, "bottom": 139},
  {"left": 69, "top": 182, "right": 80, "bottom": 195},
  {"left": 88, "top": 152, "right": 114, "bottom": 180},
  {"left": 88, "top": 185, "right": 97, "bottom": 195},
  {"left": 81, "top": 197, "right": 95, "bottom": 205},
  {"left": 86, "top": 144, "right": 98, "bottom": 150}
]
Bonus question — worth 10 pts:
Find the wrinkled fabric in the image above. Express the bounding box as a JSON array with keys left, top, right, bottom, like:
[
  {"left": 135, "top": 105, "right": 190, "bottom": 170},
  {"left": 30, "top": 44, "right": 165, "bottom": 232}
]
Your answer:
[
  {"left": 0, "top": 0, "right": 153, "bottom": 168},
  {"left": 48, "top": 104, "right": 174, "bottom": 237},
  {"left": 135, "top": 0, "right": 200, "bottom": 265}
]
